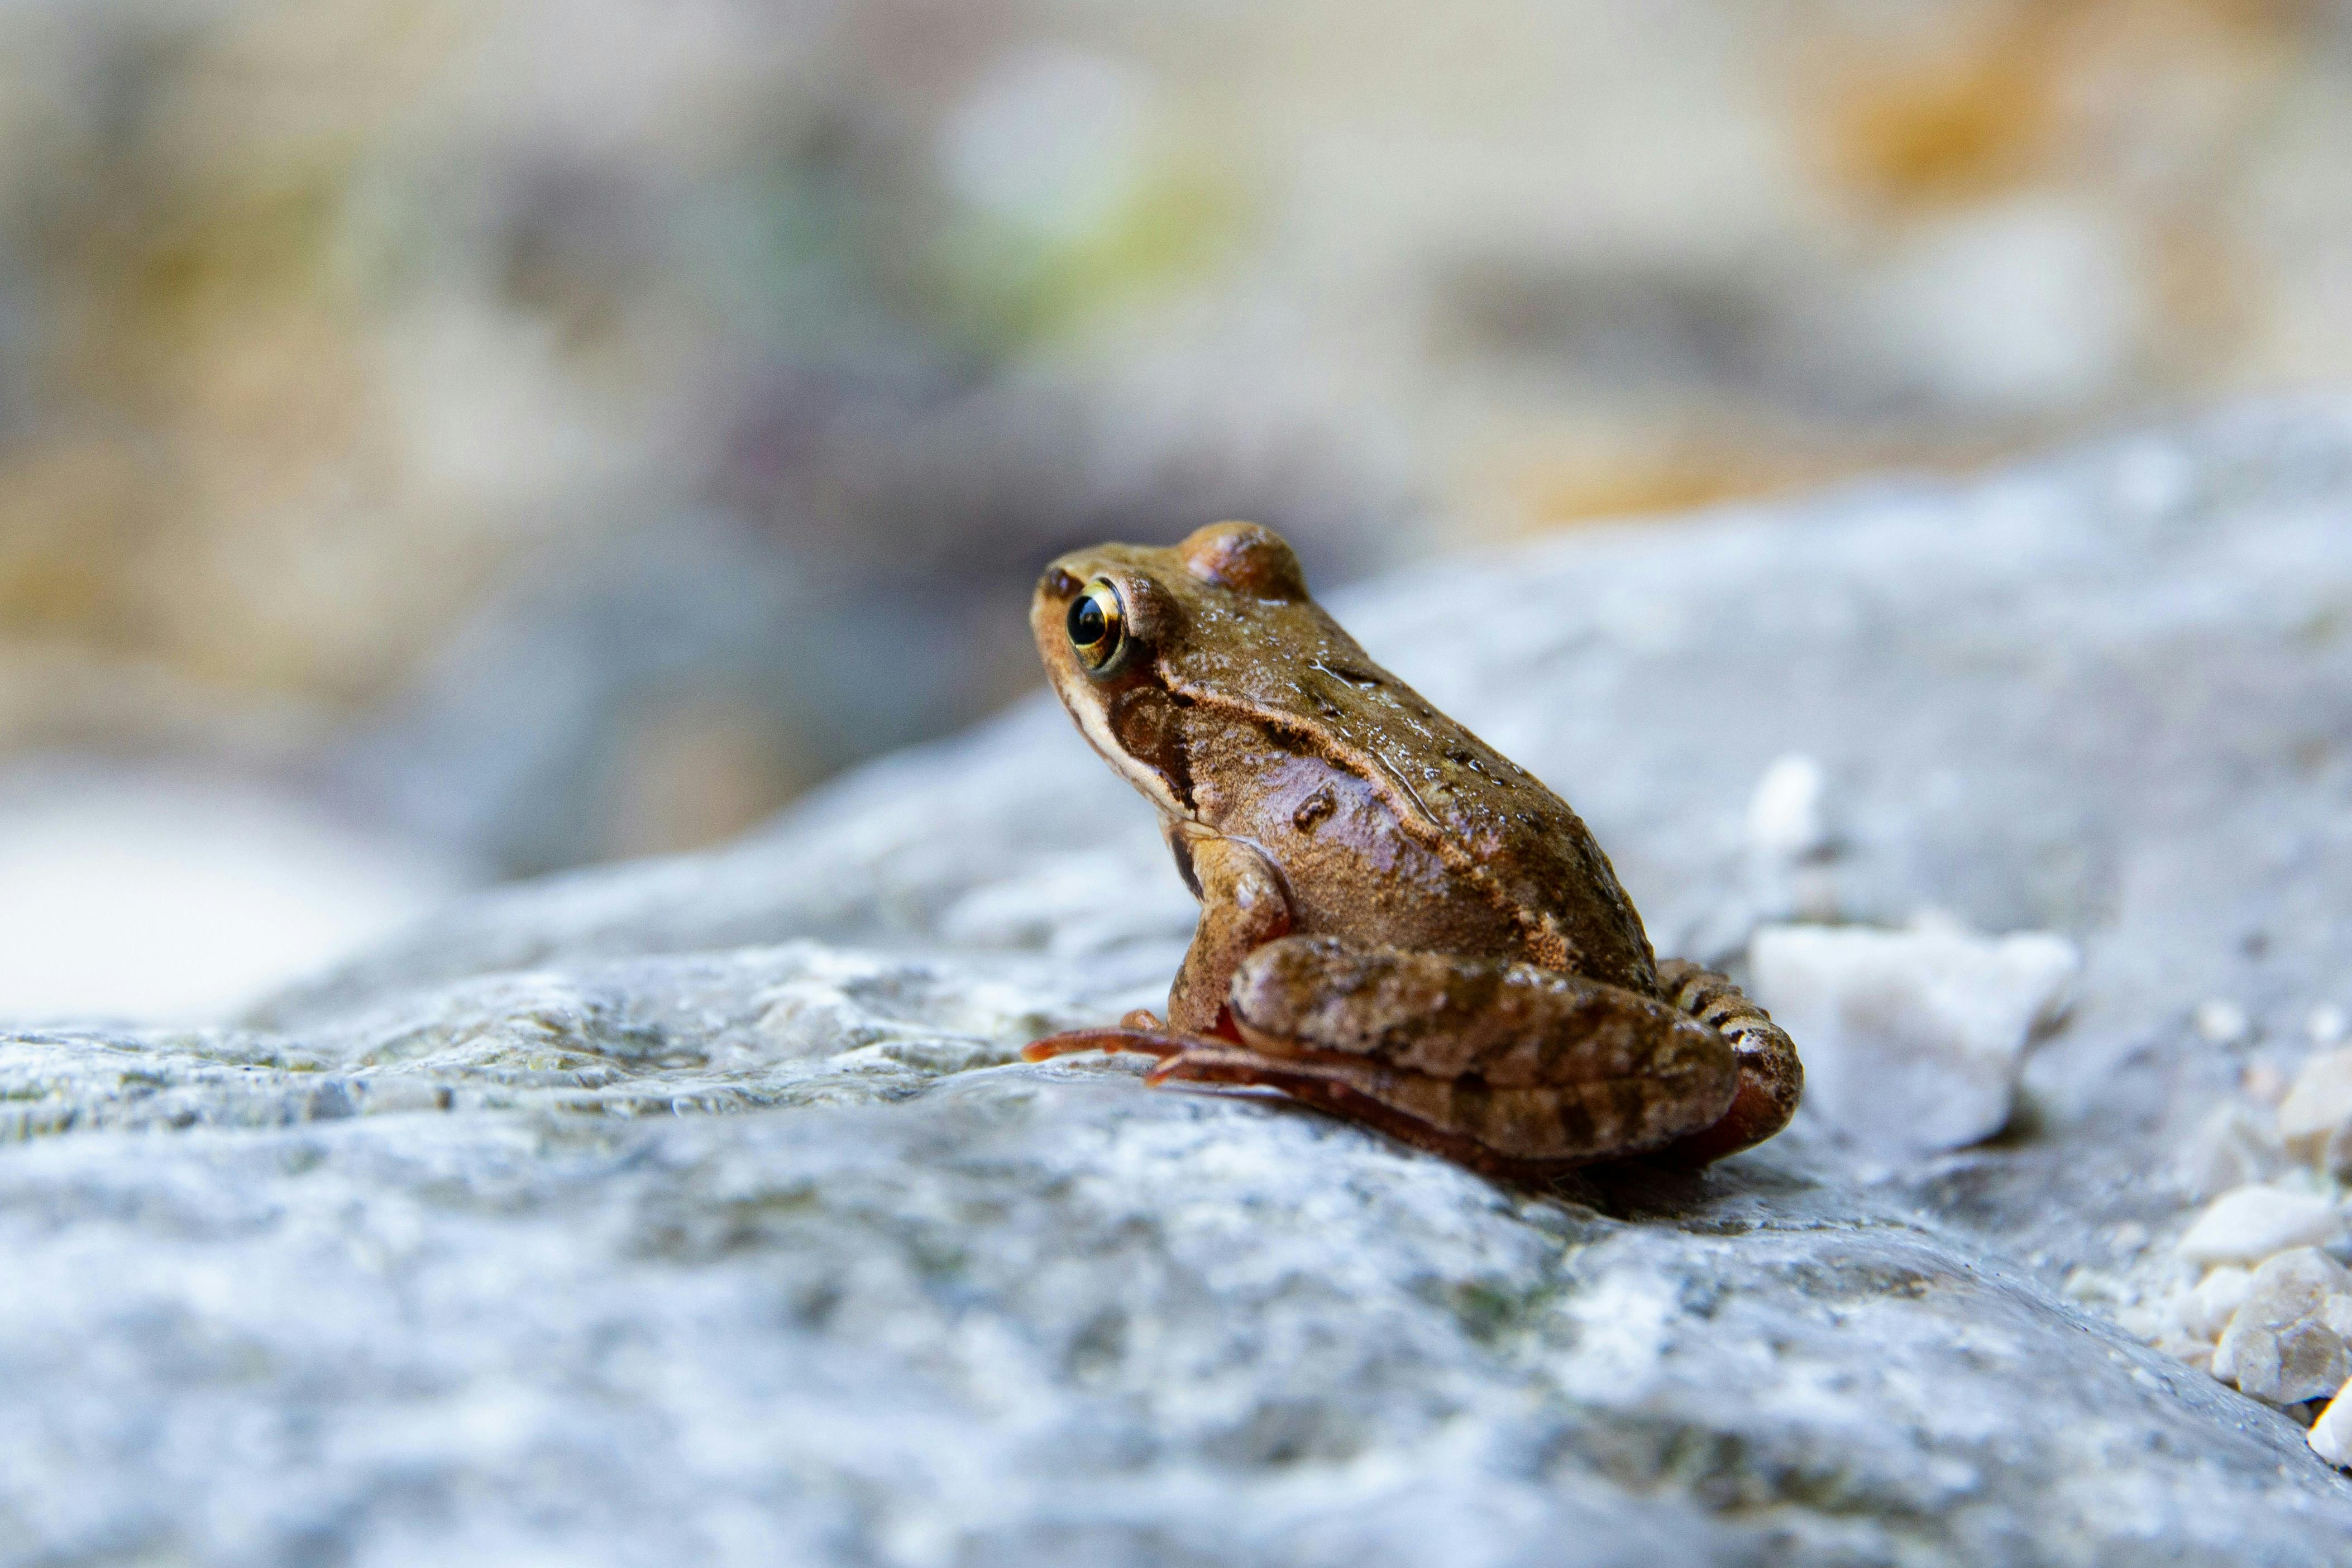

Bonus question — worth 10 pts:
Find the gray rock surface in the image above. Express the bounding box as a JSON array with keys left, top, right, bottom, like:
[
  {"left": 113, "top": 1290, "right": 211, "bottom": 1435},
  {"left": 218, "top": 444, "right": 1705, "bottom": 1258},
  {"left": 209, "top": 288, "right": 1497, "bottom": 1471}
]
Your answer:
[{"left": 8, "top": 399, "right": 2352, "bottom": 1565}]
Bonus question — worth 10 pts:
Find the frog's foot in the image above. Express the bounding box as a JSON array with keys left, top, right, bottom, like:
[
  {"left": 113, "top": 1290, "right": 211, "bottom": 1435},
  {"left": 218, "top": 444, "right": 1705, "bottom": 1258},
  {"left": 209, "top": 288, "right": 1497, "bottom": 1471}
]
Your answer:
[
  {"left": 1022, "top": 998, "right": 1253, "bottom": 1066},
  {"left": 1651, "top": 959, "right": 1803, "bottom": 1165}
]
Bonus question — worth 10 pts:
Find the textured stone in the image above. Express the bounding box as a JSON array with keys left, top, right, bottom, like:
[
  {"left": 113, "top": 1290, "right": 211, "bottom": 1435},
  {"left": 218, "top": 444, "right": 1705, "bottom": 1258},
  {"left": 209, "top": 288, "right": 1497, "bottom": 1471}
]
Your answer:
[
  {"left": 8, "top": 403, "right": 2352, "bottom": 1564},
  {"left": 2212, "top": 1249, "right": 2352, "bottom": 1404}
]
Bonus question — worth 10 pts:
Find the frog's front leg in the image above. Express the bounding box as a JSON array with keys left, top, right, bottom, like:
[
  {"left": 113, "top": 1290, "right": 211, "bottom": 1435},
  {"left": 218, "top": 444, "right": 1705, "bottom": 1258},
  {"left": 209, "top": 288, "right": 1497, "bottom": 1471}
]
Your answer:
[
  {"left": 1023, "top": 827, "right": 1290, "bottom": 1063},
  {"left": 1158, "top": 825, "right": 1292, "bottom": 1035},
  {"left": 1145, "top": 938, "right": 1743, "bottom": 1178}
]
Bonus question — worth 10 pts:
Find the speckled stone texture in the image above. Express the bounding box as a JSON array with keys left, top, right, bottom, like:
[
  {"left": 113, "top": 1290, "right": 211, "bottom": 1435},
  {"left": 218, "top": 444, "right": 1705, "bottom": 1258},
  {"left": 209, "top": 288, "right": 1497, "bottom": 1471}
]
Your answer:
[{"left": 7, "top": 399, "right": 2352, "bottom": 1566}]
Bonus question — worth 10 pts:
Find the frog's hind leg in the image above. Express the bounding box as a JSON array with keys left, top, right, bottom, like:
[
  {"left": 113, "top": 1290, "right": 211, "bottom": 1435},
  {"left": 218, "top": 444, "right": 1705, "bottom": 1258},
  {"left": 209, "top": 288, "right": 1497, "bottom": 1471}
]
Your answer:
[
  {"left": 1206, "top": 936, "right": 1742, "bottom": 1169},
  {"left": 1651, "top": 959, "right": 1804, "bottom": 1165}
]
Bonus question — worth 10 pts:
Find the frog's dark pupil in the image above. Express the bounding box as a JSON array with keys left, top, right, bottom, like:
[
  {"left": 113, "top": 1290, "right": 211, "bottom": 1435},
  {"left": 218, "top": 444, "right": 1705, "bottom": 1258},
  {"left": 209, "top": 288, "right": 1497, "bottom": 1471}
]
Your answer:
[{"left": 1068, "top": 595, "right": 1107, "bottom": 647}]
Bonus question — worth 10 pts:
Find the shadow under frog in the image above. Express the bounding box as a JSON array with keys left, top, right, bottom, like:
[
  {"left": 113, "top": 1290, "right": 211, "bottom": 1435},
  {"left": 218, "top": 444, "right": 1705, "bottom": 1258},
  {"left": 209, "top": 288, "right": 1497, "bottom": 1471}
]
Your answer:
[{"left": 1024, "top": 522, "right": 1802, "bottom": 1185}]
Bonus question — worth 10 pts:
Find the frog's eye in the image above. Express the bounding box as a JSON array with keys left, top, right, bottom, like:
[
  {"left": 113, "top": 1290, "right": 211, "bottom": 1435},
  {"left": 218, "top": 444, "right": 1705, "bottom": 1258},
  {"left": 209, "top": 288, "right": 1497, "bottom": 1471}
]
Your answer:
[{"left": 1066, "top": 577, "right": 1128, "bottom": 673}]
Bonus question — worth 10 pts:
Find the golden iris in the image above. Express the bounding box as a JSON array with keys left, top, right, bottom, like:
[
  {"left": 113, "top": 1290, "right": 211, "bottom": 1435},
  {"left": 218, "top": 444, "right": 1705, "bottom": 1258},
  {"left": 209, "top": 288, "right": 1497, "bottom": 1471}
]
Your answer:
[{"left": 1066, "top": 578, "right": 1126, "bottom": 672}]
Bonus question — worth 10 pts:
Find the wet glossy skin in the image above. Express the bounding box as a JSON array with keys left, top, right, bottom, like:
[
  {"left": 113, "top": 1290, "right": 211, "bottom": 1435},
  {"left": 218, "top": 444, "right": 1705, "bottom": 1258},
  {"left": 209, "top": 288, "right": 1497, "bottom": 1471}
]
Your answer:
[{"left": 1022, "top": 522, "right": 1801, "bottom": 1179}]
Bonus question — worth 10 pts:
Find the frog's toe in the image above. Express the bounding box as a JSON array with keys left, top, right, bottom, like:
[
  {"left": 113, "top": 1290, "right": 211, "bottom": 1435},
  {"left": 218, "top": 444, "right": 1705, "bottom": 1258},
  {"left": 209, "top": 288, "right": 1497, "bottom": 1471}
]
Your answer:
[
  {"left": 1022, "top": 1027, "right": 1191, "bottom": 1063},
  {"left": 1652, "top": 959, "right": 1804, "bottom": 1164},
  {"left": 1140, "top": 1045, "right": 1266, "bottom": 1086}
]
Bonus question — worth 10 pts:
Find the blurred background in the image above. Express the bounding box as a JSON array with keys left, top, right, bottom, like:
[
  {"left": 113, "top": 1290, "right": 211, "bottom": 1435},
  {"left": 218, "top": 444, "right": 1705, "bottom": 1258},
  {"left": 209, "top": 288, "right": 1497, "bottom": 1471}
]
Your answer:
[{"left": 2, "top": 0, "right": 2348, "bottom": 1019}]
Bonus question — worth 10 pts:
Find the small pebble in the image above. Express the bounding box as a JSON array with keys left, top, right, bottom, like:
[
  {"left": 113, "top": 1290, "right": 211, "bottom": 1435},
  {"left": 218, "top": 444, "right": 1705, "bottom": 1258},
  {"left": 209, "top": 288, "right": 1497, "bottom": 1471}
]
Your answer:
[
  {"left": 2310, "top": 1379, "right": 2352, "bottom": 1469},
  {"left": 2278, "top": 1048, "right": 2352, "bottom": 1165},
  {"left": 2179, "top": 1102, "right": 2287, "bottom": 1198},
  {"left": 1746, "top": 753, "right": 1834, "bottom": 862},
  {"left": 1747, "top": 916, "right": 2078, "bottom": 1156},
  {"left": 2175, "top": 1264, "right": 2254, "bottom": 1342},
  {"left": 2212, "top": 1249, "right": 2352, "bottom": 1404},
  {"left": 2310, "top": 1004, "right": 2350, "bottom": 1048},
  {"left": 2176, "top": 1184, "right": 2345, "bottom": 1266},
  {"left": 2158, "top": 1340, "right": 2215, "bottom": 1376},
  {"left": 2240, "top": 1062, "right": 2288, "bottom": 1106},
  {"left": 2194, "top": 1000, "right": 2252, "bottom": 1046}
]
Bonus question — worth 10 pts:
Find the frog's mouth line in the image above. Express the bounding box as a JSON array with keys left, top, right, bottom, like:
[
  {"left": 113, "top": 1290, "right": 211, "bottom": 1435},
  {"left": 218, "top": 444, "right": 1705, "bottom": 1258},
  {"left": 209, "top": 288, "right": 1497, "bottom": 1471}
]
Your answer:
[{"left": 1058, "top": 668, "right": 1194, "bottom": 825}]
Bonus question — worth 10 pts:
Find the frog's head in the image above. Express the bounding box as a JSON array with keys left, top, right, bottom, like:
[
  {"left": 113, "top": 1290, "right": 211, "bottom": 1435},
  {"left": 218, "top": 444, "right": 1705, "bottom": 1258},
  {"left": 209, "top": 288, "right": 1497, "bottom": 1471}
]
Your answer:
[{"left": 1031, "top": 522, "right": 1315, "bottom": 819}]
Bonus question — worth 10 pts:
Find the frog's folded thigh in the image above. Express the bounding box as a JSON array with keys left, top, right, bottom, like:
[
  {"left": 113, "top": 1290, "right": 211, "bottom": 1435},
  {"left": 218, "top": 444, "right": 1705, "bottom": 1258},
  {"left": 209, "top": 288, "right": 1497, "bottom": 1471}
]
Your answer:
[{"left": 1228, "top": 936, "right": 1736, "bottom": 1088}]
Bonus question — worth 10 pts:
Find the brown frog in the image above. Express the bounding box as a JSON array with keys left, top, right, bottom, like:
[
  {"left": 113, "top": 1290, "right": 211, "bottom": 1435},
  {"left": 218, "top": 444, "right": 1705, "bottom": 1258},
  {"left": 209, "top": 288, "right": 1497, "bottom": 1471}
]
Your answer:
[{"left": 1021, "top": 522, "right": 1801, "bottom": 1180}]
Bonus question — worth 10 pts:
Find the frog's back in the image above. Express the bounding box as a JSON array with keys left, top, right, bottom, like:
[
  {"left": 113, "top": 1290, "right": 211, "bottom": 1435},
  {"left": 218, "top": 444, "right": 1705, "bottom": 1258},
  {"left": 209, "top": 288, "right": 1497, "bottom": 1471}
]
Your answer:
[{"left": 1168, "top": 602, "right": 1661, "bottom": 997}]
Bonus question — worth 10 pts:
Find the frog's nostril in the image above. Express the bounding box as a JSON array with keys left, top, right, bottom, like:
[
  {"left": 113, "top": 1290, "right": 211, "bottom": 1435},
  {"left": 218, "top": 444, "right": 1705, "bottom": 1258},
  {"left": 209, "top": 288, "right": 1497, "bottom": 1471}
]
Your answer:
[{"left": 1044, "top": 567, "right": 1082, "bottom": 600}]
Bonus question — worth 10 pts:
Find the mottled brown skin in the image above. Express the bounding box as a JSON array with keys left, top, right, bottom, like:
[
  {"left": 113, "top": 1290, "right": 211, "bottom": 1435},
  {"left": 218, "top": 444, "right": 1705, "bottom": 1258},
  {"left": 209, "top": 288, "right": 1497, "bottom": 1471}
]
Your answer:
[{"left": 1022, "top": 522, "right": 1801, "bottom": 1179}]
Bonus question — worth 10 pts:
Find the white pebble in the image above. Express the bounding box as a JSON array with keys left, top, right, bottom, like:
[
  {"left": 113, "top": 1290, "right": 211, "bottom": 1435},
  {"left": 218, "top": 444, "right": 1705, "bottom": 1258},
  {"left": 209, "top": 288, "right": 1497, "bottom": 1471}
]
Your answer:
[
  {"left": 2310, "top": 1004, "right": 2350, "bottom": 1048},
  {"left": 1748, "top": 916, "right": 2078, "bottom": 1156},
  {"left": 2178, "top": 1102, "right": 2287, "bottom": 1198},
  {"left": 2176, "top": 1184, "right": 2345, "bottom": 1266},
  {"left": 2174, "top": 1264, "right": 2254, "bottom": 1342},
  {"left": 2215, "top": 1249, "right": 2352, "bottom": 1404},
  {"left": 2278, "top": 1048, "right": 2352, "bottom": 1165},
  {"left": 2193, "top": 1000, "right": 2251, "bottom": 1046},
  {"left": 2311, "top": 1379, "right": 2352, "bottom": 1468},
  {"left": 2159, "top": 1340, "right": 2215, "bottom": 1376},
  {"left": 1746, "top": 753, "right": 1834, "bottom": 862}
]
